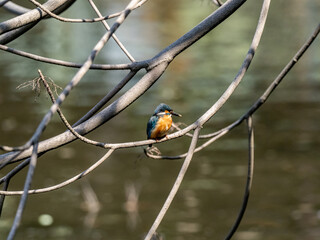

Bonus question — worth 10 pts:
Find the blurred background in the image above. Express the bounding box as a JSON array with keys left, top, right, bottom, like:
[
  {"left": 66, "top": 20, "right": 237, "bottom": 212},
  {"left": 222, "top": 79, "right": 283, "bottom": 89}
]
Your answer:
[{"left": 0, "top": 0, "right": 319, "bottom": 239}]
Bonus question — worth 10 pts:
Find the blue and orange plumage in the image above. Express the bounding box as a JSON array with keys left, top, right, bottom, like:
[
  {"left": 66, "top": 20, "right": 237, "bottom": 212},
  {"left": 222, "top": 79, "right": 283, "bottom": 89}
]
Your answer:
[{"left": 146, "top": 103, "right": 181, "bottom": 147}]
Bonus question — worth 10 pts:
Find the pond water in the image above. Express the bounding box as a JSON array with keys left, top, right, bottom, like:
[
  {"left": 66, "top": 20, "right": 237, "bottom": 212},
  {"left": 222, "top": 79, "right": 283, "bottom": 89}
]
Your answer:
[{"left": 0, "top": 0, "right": 320, "bottom": 239}]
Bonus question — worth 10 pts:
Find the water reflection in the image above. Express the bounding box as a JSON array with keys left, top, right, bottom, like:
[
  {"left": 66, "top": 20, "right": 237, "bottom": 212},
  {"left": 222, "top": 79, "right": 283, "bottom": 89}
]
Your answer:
[{"left": 0, "top": 0, "right": 320, "bottom": 240}]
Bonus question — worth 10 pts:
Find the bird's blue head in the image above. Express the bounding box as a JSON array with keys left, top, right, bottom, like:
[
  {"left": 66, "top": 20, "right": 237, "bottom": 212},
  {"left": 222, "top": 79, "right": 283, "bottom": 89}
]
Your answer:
[{"left": 153, "top": 103, "right": 182, "bottom": 117}]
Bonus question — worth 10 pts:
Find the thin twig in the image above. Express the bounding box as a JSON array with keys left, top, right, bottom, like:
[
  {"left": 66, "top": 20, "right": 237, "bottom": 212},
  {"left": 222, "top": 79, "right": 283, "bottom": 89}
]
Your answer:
[
  {"left": 244, "top": 23, "right": 320, "bottom": 117},
  {"left": 0, "top": 159, "right": 31, "bottom": 185},
  {"left": 88, "top": 0, "right": 136, "bottom": 62},
  {"left": 0, "top": 180, "right": 9, "bottom": 217},
  {"left": 224, "top": 115, "right": 254, "bottom": 240},
  {"left": 0, "top": 0, "right": 74, "bottom": 35},
  {"left": 0, "top": 139, "right": 33, "bottom": 152},
  {"left": 7, "top": 142, "right": 38, "bottom": 240},
  {"left": 38, "top": 70, "right": 106, "bottom": 147},
  {"left": 0, "top": 151, "right": 23, "bottom": 170},
  {"left": 212, "top": 0, "right": 224, "bottom": 7},
  {"left": 0, "top": 44, "right": 147, "bottom": 70},
  {"left": 144, "top": 127, "right": 201, "bottom": 240},
  {"left": 28, "top": 0, "right": 147, "bottom": 23},
  {"left": 0, "top": 149, "right": 114, "bottom": 195}
]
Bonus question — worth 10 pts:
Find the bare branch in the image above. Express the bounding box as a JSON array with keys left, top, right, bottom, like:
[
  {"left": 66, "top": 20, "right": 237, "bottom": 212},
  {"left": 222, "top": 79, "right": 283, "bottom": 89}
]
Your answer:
[
  {"left": 0, "top": 0, "right": 75, "bottom": 35},
  {"left": 224, "top": 115, "right": 254, "bottom": 239},
  {"left": 0, "top": 0, "right": 76, "bottom": 44},
  {"left": 244, "top": 23, "right": 320, "bottom": 117},
  {"left": 0, "top": 151, "right": 23, "bottom": 170},
  {"left": 28, "top": 0, "right": 147, "bottom": 24},
  {"left": 38, "top": 69, "right": 106, "bottom": 147},
  {"left": 144, "top": 127, "right": 201, "bottom": 240},
  {"left": 196, "top": 0, "right": 270, "bottom": 126},
  {"left": 0, "top": 179, "right": 9, "bottom": 216},
  {"left": 0, "top": 44, "right": 147, "bottom": 70},
  {"left": 0, "top": 1, "right": 30, "bottom": 15},
  {"left": 0, "top": 149, "right": 114, "bottom": 196},
  {"left": 7, "top": 142, "right": 38, "bottom": 240},
  {"left": 88, "top": 0, "right": 136, "bottom": 62},
  {"left": 0, "top": 0, "right": 10, "bottom": 8},
  {"left": 212, "top": 0, "right": 224, "bottom": 7}
]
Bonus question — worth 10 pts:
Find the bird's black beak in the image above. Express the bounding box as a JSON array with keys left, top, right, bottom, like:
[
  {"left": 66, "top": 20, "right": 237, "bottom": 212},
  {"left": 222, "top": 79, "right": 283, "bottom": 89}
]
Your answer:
[{"left": 171, "top": 111, "right": 182, "bottom": 117}]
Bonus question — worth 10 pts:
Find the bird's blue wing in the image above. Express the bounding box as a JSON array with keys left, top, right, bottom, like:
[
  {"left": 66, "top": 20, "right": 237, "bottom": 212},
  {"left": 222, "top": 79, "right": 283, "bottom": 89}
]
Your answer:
[{"left": 147, "top": 115, "right": 158, "bottom": 139}]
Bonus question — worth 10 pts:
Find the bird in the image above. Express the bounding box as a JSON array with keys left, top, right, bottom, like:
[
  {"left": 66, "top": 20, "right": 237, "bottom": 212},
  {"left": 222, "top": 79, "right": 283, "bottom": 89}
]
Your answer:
[{"left": 146, "top": 103, "right": 182, "bottom": 147}]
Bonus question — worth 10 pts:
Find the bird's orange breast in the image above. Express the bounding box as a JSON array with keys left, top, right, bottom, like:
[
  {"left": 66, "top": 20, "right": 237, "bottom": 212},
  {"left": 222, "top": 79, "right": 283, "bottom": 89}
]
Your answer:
[{"left": 150, "top": 114, "right": 172, "bottom": 139}]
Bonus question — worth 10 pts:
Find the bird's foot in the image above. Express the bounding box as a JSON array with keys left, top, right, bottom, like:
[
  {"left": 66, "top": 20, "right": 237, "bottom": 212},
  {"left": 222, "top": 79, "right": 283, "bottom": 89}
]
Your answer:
[{"left": 146, "top": 146, "right": 161, "bottom": 156}]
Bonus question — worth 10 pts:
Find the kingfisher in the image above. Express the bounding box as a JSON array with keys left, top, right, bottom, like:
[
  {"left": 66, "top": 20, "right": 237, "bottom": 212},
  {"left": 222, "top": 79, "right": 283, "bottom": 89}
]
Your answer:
[{"left": 146, "top": 103, "right": 182, "bottom": 147}]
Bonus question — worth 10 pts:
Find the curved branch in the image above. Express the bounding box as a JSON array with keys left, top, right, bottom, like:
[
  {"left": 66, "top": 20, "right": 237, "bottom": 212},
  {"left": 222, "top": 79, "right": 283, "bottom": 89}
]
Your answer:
[
  {"left": 0, "top": 0, "right": 76, "bottom": 44},
  {"left": 0, "top": 149, "right": 114, "bottom": 196},
  {"left": 196, "top": 0, "right": 269, "bottom": 126},
  {"left": 0, "top": 0, "right": 74, "bottom": 34},
  {"left": 224, "top": 115, "right": 254, "bottom": 240},
  {"left": 28, "top": 0, "right": 147, "bottom": 25},
  {"left": 38, "top": 70, "right": 105, "bottom": 147},
  {"left": 1, "top": 1, "right": 30, "bottom": 15},
  {"left": 0, "top": 44, "right": 147, "bottom": 70},
  {"left": 0, "top": 0, "right": 10, "bottom": 8},
  {"left": 0, "top": 21, "right": 40, "bottom": 45},
  {"left": 88, "top": 0, "right": 135, "bottom": 62}
]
